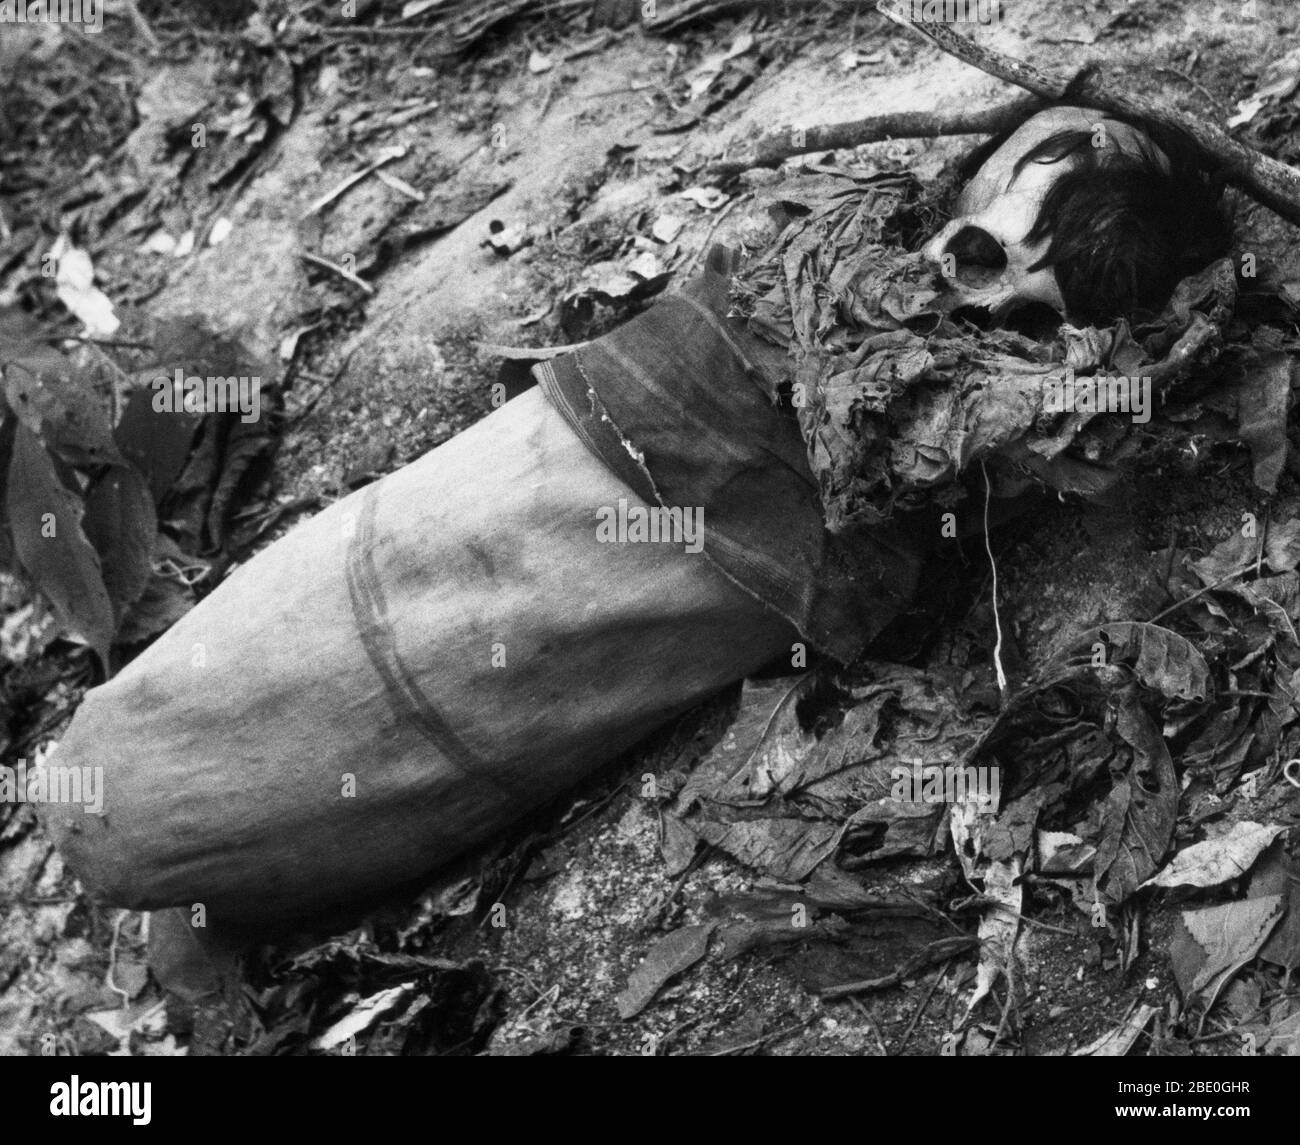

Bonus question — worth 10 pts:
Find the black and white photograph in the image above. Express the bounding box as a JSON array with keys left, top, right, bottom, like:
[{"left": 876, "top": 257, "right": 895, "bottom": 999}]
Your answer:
[{"left": 0, "top": 0, "right": 1297, "bottom": 1099}]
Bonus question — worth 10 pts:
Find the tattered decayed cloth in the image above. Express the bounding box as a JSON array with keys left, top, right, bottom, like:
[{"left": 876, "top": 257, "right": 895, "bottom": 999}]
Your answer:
[
  {"left": 728, "top": 167, "right": 1246, "bottom": 530},
  {"left": 536, "top": 166, "right": 1257, "bottom": 667}
]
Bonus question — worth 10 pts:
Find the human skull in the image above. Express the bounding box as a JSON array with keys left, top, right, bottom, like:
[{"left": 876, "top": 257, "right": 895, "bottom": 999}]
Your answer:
[
  {"left": 922, "top": 213, "right": 1064, "bottom": 315},
  {"left": 922, "top": 107, "right": 1155, "bottom": 318}
]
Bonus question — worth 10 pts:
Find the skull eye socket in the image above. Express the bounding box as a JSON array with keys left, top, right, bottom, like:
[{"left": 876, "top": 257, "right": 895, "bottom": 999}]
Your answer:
[{"left": 943, "top": 225, "right": 1008, "bottom": 272}]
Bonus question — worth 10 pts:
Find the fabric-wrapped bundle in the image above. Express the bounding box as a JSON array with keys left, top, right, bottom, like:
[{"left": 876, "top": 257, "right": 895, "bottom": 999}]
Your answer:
[
  {"left": 41, "top": 257, "right": 934, "bottom": 927},
  {"left": 41, "top": 385, "right": 806, "bottom": 925},
  {"left": 42, "top": 168, "right": 1255, "bottom": 930}
]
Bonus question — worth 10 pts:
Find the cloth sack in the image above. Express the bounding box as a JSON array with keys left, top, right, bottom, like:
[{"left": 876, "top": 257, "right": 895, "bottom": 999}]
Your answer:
[{"left": 40, "top": 386, "right": 797, "bottom": 925}]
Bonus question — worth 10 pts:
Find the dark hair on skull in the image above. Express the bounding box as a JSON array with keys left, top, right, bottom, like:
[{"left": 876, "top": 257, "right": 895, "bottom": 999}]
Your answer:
[{"left": 958, "top": 108, "right": 1234, "bottom": 325}]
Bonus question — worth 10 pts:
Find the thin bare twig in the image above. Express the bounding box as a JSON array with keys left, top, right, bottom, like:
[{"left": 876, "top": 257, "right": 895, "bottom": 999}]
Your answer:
[
  {"left": 299, "top": 252, "right": 375, "bottom": 295},
  {"left": 704, "top": 1015, "right": 814, "bottom": 1056},
  {"left": 121, "top": 0, "right": 162, "bottom": 54},
  {"left": 1146, "top": 563, "right": 1257, "bottom": 625},
  {"left": 681, "top": 196, "right": 742, "bottom": 276},
  {"left": 847, "top": 995, "right": 890, "bottom": 1056},
  {"left": 893, "top": 958, "right": 951, "bottom": 1054},
  {"left": 818, "top": 935, "right": 979, "bottom": 999}
]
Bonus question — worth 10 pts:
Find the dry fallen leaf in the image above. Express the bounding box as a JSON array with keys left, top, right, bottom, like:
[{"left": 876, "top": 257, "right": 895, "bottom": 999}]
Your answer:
[
  {"left": 1073, "top": 1003, "right": 1158, "bottom": 1056},
  {"left": 651, "top": 214, "right": 685, "bottom": 243},
  {"left": 309, "top": 983, "right": 418, "bottom": 1050},
  {"left": 1142, "top": 822, "right": 1286, "bottom": 890},
  {"left": 679, "top": 187, "right": 730, "bottom": 211},
  {"left": 1170, "top": 896, "right": 1283, "bottom": 1001},
  {"left": 1228, "top": 44, "right": 1300, "bottom": 127},
  {"left": 616, "top": 923, "right": 715, "bottom": 1019}
]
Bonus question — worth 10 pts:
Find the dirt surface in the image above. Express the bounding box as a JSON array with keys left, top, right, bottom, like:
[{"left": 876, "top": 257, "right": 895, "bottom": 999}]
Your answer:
[{"left": 3, "top": 0, "right": 1300, "bottom": 1060}]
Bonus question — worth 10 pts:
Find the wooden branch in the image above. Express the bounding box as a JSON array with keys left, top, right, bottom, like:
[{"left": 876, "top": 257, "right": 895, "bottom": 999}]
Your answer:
[
  {"left": 322, "top": 0, "right": 881, "bottom": 53},
  {"left": 121, "top": 0, "right": 162, "bottom": 54},
  {"left": 644, "top": 0, "right": 879, "bottom": 33},
  {"left": 704, "top": 95, "right": 1042, "bottom": 177},
  {"left": 876, "top": 0, "right": 1300, "bottom": 228},
  {"left": 449, "top": 0, "right": 590, "bottom": 50},
  {"left": 299, "top": 252, "right": 375, "bottom": 295},
  {"left": 818, "top": 936, "right": 978, "bottom": 999}
]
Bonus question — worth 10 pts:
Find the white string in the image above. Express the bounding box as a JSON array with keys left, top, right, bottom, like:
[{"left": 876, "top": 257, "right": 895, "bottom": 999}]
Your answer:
[{"left": 981, "top": 459, "right": 1008, "bottom": 696}]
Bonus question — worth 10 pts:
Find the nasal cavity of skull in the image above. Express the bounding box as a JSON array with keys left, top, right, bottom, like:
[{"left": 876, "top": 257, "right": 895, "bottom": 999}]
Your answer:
[{"left": 941, "top": 225, "right": 1007, "bottom": 289}]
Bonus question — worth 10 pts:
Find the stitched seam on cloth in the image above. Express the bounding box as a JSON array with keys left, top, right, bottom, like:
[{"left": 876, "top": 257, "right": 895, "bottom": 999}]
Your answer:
[
  {"left": 677, "top": 289, "right": 767, "bottom": 383},
  {"left": 344, "top": 484, "right": 519, "bottom": 799},
  {"left": 540, "top": 360, "right": 811, "bottom": 636},
  {"left": 573, "top": 351, "right": 663, "bottom": 491},
  {"left": 534, "top": 361, "right": 607, "bottom": 471},
  {"left": 586, "top": 336, "right": 753, "bottom": 465},
  {"left": 705, "top": 526, "right": 811, "bottom": 614},
  {"left": 539, "top": 358, "right": 664, "bottom": 506},
  {"left": 703, "top": 528, "right": 813, "bottom": 629},
  {"left": 570, "top": 339, "right": 809, "bottom": 615},
  {"left": 694, "top": 542, "right": 807, "bottom": 638}
]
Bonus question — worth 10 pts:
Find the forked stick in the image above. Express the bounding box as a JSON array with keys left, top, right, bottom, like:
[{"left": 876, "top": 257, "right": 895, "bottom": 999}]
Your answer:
[{"left": 876, "top": 0, "right": 1300, "bottom": 227}]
